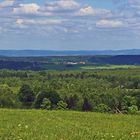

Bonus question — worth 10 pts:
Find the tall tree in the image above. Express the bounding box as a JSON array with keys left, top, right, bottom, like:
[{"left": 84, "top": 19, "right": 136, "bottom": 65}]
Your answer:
[
  {"left": 82, "top": 98, "right": 92, "bottom": 111},
  {"left": 18, "top": 84, "right": 34, "bottom": 108}
]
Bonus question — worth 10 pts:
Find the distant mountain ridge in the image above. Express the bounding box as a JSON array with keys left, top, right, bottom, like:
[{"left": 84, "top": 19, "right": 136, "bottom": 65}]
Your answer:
[{"left": 0, "top": 49, "right": 140, "bottom": 56}]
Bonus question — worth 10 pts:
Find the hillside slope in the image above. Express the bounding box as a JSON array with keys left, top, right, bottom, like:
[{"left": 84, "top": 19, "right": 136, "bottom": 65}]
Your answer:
[{"left": 1, "top": 109, "right": 140, "bottom": 140}]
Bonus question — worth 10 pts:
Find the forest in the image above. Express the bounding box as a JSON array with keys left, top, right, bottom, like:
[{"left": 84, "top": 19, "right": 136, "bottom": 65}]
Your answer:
[
  {"left": 0, "top": 68, "right": 140, "bottom": 114},
  {"left": 0, "top": 55, "right": 140, "bottom": 70}
]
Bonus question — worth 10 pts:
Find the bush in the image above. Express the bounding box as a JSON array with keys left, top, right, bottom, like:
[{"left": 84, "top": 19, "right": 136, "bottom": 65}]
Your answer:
[
  {"left": 0, "top": 84, "right": 16, "bottom": 108},
  {"left": 128, "top": 105, "right": 138, "bottom": 114},
  {"left": 94, "top": 104, "right": 111, "bottom": 113},
  {"left": 41, "top": 98, "right": 51, "bottom": 110},
  {"left": 57, "top": 101, "right": 67, "bottom": 110}
]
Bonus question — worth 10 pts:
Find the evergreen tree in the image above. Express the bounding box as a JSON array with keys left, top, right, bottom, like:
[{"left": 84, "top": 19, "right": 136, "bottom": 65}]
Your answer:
[
  {"left": 18, "top": 84, "right": 34, "bottom": 108},
  {"left": 82, "top": 98, "right": 92, "bottom": 111}
]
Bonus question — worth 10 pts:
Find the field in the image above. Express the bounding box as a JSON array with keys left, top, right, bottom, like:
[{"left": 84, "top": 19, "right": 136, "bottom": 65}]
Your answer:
[
  {"left": 81, "top": 65, "right": 140, "bottom": 70},
  {"left": 1, "top": 109, "right": 140, "bottom": 140}
]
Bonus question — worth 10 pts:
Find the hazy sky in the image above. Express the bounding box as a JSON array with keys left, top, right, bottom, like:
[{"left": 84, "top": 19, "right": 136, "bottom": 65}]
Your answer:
[{"left": 0, "top": 0, "right": 140, "bottom": 50}]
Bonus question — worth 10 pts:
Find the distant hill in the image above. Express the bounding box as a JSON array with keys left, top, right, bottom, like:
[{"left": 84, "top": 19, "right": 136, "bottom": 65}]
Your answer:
[
  {"left": 0, "top": 49, "right": 140, "bottom": 56},
  {"left": 89, "top": 55, "right": 140, "bottom": 65},
  {"left": 0, "top": 55, "right": 139, "bottom": 70}
]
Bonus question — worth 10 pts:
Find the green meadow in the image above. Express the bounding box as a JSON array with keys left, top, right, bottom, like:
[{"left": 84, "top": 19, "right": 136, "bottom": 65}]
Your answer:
[
  {"left": 81, "top": 65, "right": 140, "bottom": 70},
  {"left": 0, "top": 109, "right": 140, "bottom": 140}
]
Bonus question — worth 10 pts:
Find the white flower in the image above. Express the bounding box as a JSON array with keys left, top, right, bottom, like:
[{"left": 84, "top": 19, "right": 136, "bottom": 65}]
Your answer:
[
  {"left": 25, "top": 125, "right": 28, "bottom": 129},
  {"left": 18, "top": 124, "right": 21, "bottom": 127}
]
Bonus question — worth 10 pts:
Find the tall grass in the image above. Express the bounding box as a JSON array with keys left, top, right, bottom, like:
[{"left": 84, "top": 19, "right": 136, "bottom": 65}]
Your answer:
[{"left": 0, "top": 109, "right": 140, "bottom": 140}]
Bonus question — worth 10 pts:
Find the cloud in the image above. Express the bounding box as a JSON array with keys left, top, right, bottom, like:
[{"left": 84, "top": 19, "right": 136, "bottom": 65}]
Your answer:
[
  {"left": 13, "top": 3, "right": 40, "bottom": 14},
  {"left": 76, "top": 6, "right": 111, "bottom": 16},
  {"left": 0, "top": 0, "right": 15, "bottom": 8},
  {"left": 76, "top": 6, "right": 94, "bottom": 16},
  {"left": 129, "top": 0, "right": 140, "bottom": 8},
  {"left": 96, "top": 20, "right": 124, "bottom": 28},
  {"left": 16, "top": 19, "right": 63, "bottom": 25},
  {"left": 45, "top": 0, "right": 80, "bottom": 11},
  {"left": 0, "top": 0, "right": 139, "bottom": 41}
]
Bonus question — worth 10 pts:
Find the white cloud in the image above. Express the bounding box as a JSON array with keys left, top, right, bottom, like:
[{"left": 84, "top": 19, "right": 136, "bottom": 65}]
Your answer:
[
  {"left": 76, "top": 6, "right": 111, "bottom": 16},
  {"left": 0, "top": 0, "right": 137, "bottom": 39},
  {"left": 16, "top": 19, "right": 63, "bottom": 25},
  {"left": 76, "top": 6, "right": 94, "bottom": 16},
  {"left": 129, "top": 0, "right": 140, "bottom": 7},
  {"left": 0, "top": 0, "right": 15, "bottom": 8},
  {"left": 45, "top": 0, "right": 79, "bottom": 11},
  {"left": 13, "top": 3, "right": 40, "bottom": 14},
  {"left": 96, "top": 20, "right": 123, "bottom": 28}
]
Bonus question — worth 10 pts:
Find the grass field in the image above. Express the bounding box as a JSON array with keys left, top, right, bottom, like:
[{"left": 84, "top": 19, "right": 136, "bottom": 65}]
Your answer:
[
  {"left": 81, "top": 65, "right": 140, "bottom": 70},
  {"left": 0, "top": 109, "right": 140, "bottom": 140}
]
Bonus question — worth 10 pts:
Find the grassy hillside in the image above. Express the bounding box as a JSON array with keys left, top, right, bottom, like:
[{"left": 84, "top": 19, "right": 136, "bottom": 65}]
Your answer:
[
  {"left": 81, "top": 65, "right": 140, "bottom": 70},
  {"left": 0, "top": 109, "right": 140, "bottom": 140}
]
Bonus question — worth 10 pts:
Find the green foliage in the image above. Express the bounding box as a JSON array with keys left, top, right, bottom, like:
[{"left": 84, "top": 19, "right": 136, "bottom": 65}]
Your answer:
[
  {"left": 41, "top": 98, "right": 51, "bottom": 110},
  {"left": 34, "top": 91, "right": 49, "bottom": 108},
  {"left": 82, "top": 98, "right": 92, "bottom": 111},
  {"left": 128, "top": 105, "right": 138, "bottom": 114},
  {"left": 65, "top": 94, "right": 79, "bottom": 110},
  {"left": 57, "top": 100, "right": 67, "bottom": 110},
  {"left": 0, "top": 68, "right": 140, "bottom": 114},
  {"left": 18, "top": 84, "right": 34, "bottom": 108},
  {"left": 94, "top": 104, "right": 111, "bottom": 113},
  {"left": 0, "top": 85, "right": 16, "bottom": 108},
  {"left": 121, "top": 95, "right": 137, "bottom": 113},
  {"left": 45, "top": 91, "right": 61, "bottom": 106},
  {"left": 34, "top": 90, "right": 60, "bottom": 109}
]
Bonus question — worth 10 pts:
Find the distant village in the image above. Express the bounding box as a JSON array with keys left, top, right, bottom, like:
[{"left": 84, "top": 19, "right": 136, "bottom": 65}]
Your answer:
[{"left": 52, "top": 61, "right": 86, "bottom": 65}]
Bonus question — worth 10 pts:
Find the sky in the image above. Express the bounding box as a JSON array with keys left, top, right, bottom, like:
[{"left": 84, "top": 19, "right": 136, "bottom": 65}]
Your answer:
[{"left": 0, "top": 0, "right": 140, "bottom": 50}]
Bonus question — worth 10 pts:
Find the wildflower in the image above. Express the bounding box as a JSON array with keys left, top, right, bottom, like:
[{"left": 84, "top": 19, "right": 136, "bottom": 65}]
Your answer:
[
  {"left": 130, "top": 131, "right": 140, "bottom": 137},
  {"left": 18, "top": 124, "right": 21, "bottom": 127},
  {"left": 25, "top": 125, "right": 28, "bottom": 129}
]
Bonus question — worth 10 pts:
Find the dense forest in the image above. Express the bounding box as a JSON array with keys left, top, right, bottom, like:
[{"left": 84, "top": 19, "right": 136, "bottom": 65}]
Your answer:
[
  {"left": 0, "top": 68, "right": 140, "bottom": 114},
  {"left": 0, "top": 55, "right": 140, "bottom": 70}
]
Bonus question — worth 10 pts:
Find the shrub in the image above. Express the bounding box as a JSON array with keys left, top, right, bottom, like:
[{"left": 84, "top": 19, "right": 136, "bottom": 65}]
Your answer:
[
  {"left": 128, "top": 105, "right": 138, "bottom": 114},
  {"left": 41, "top": 98, "right": 51, "bottom": 110},
  {"left": 0, "top": 85, "right": 16, "bottom": 108},
  {"left": 57, "top": 100, "right": 67, "bottom": 110},
  {"left": 94, "top": 104, "right": 111, "bottom": 113}
]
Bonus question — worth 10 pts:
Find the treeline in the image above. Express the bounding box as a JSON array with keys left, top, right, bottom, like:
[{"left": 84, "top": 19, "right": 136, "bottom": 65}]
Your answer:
[{"left": 0, "top": 69, "right": 140, "bottom": 114}]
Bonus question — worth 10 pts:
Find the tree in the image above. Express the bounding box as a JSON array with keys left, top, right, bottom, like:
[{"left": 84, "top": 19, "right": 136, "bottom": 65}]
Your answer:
[
  {"left": 34, "top": 90, "right": 60, "bottom": 109},
  {"left": 57, "top": 100, "right": 67, "bottom": 110},
  {"left": 0, "top": 84, "right": 16, "bottom": 108},
  {"left": 46, "top": 91, "right": 61, "bottom": 105},
  {"left": 18, "top": 84, "right": 34, "bottom": 108},
  {"left": 82, "top": 98, "right": 92, "bottom": 111},
  {"left": 65, "top": 94, "right": 79, "bottom": 109},
  {"left": 41, "top": 98, "right": 51, "bottom": 110}
]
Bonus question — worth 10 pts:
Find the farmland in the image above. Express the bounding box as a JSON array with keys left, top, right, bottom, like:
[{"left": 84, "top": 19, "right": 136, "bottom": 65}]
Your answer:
[
  {"left": 0, "top": 109, "right": 140, "bottom": 140},
  {"left": 81, "top": 65, "right": 140, "bottom": 70}
]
